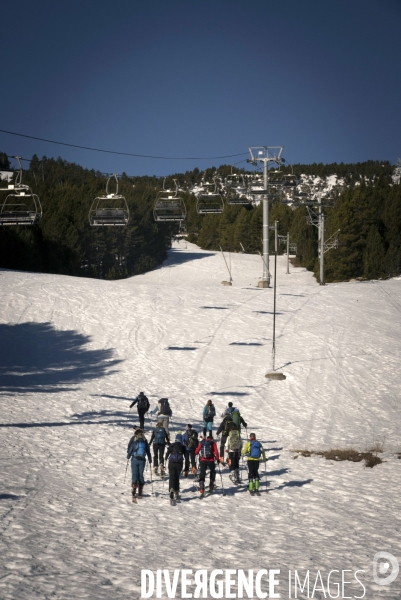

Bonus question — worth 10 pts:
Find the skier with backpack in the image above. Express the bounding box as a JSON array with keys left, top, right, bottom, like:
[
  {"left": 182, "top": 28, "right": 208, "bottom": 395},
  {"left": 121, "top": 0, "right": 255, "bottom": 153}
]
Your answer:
[
  {"left": 165, "top": 432, "right": 186, "bottom": 505},
  {"left": 202, "top": 399, "right": 216, "bottom": 438},
  {"left": 181, "top": 424, "right": 198, "bottom": 477},
  {"left": 156, "top": 397, "right": 172, "bottom": 433},
  {"left": 241, "top": 433, "right": 266, "bottom": 495},
  {"left": 195, "top": 433, "right": 220, "bottom": 497},
  {"left": 216, "top": 413, "right": 235, "bottom": 462},
  {"left": 225, "top": 426, "right": 243, "bottom": 484},
  {"left": 222, "top": 401, "right": 236, "bottom": 417},
  {"left": 127, "top": 427, "right": 152, "bottom": 502},
  {"left": 129, "top": 391, "right": 150, "bottom": 430},
  {"left": 149, "top": 420, "right": 170, "bottom": 476}
]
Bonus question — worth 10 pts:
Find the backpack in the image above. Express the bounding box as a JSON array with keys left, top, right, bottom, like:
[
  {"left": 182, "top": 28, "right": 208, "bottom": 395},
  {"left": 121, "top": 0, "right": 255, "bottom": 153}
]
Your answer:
[
  {"left": 154, "top": 426, "right": 166, "bottom": 445},
  {"left": 133, "top": 439, "right": 147, "bottom": 459},
  {"left": 169, "top": 441, "right": 184, "bottom": 462},
  {"left": 205, "top": 403, "right": 215, "bottom": 421},
  {"left": 250, "top": 440, "right": 262, "bottom": 459},
  {"left": 159, "top": 398, "right": 172, "bottom": 416},
  {"left": 200, "top": 439, "right": 213, "bottom": 459},
  {"left": 229, "top": 429, "right": 242, "bottom": 451},
  {"left": 186, "top": 429, "right": 198, "bottom": 449},
  {"left": 222, "top": 417, "right": 234, "bottom": 436},
  {"left": 232, "top": 409, "right": 241, "bottom": 430},
  {"left": 137, "top": 394, "right": 149, "bottom": 411}
]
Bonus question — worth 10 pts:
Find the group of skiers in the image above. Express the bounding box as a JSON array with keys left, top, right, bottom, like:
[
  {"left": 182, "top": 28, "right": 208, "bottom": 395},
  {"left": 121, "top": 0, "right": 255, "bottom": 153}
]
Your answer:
[{"left": 127, "top": 393, "right": 267, "bottom": 505}]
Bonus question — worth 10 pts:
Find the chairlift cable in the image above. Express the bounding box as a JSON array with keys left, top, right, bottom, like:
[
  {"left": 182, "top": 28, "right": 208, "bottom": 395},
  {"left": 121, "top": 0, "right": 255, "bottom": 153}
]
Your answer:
[{"left": 0, "top": 129, "right": 249, "bottom": 160}]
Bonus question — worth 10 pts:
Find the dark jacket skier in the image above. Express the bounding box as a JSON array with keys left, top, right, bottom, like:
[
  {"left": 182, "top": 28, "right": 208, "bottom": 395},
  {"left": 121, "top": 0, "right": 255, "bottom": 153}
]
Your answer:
[
  {"left": 156, "top": 398, "right": 172, "bottom": 434},
  {"left": 165, "top": 433, "right": 186, "bottom": 504},
  {"left": 181, "top": 424, "right": 198, "bottom": 477},
  {"left": 216, "top": 415, "right": 235, "bottom": 462},
  {"left": 127, "top": 428, "right": 152, "bottom": 501},
  {"left": 130, "top": 392, "right": 150, "bottom": 430}
]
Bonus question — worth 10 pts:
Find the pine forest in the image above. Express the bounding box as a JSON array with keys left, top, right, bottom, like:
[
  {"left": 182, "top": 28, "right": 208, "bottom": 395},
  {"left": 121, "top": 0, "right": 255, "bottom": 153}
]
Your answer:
[{"left": 0, "top": 153, "right": 400, "bottom": 284}]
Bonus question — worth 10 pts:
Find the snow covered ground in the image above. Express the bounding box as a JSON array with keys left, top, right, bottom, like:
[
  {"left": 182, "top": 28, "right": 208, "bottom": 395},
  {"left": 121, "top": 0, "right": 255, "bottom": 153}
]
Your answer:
[{"left": 0, "top": 240, "right": 400, "bottom": 600}]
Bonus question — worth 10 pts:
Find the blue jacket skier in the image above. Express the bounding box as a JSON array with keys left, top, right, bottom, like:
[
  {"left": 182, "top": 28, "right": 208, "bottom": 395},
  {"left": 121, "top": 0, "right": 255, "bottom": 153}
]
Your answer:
[
  {"left": 127, "top": 427, "right": 152, "bottom": 501},
  {"left": 202, "top": 399, "right": 216, "bottom": 437},
  {"left": 149, "top": 421, "right": 170, "bottom": 475}
]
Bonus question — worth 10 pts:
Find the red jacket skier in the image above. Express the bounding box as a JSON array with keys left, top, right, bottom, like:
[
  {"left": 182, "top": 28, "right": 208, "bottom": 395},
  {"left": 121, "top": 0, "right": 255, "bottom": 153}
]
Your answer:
[{"left": 195, "top": 434, "right": 220, "bottom": 497}]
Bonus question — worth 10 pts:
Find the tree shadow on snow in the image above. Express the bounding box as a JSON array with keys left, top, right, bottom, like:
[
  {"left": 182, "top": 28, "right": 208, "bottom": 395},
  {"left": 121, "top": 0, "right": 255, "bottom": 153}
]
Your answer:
[
  {"left": 229, "top": 342, "right": 264, "bottom": 346},
  {"left": 91, "top": 394, "right": 133, "bottom": 401},
  {"left": 266, "top": 468, "right": 289, "bottom": 477},
  {"left": 0, "top": 322, "right": 121, "bottom": 394},
  {"left": 166, "top": 346, "right": 198, "bottom": 351},
  {"left": 0, "top": 409, "right": 135, "bottom": 429},
  {"left": 274, "top": 478, "right": 313, "bottom": 490},
  {"left": 208, "top": 391, "right": 249, "bottom": 397},
  {"left": 0, "top": 494, "right": 21, "bottom": 500},
  {"left": 162, "top": 249, "right": 215, "bottom": 268},
  {"left": 91, "top": 393, "right": 160, "bottom": 401}
]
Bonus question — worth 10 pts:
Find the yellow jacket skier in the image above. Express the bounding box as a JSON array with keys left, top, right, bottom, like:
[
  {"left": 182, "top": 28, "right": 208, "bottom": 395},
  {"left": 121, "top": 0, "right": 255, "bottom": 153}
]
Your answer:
[{"left": 242, "top": 433, "right": 266, "bottom": 494}]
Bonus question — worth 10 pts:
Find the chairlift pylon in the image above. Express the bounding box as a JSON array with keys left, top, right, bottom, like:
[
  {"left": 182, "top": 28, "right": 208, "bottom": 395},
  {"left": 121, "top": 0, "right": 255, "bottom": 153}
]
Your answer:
[
  {"left": 89, "top": 175, "right": 129, "bottom": 226},
  {"left": 153, "top": 179, "right": 186, "bottom": 222},
  {"left": 0, "top": 157, "right": 42, "bottom": 226}
]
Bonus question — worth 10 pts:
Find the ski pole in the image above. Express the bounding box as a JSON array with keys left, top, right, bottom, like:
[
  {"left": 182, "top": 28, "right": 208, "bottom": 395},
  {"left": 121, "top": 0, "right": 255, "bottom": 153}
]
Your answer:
[
  {"left": 124, "top": 459, "right": 129, "bottom": 484},
  {"left": 264, "top": 460, "right": 268, "bottom": 493},
  {"left": 162, "top": 457, "right": 166, "bottom": 495},
  {"left": 127, "top": 407, "right": 132, "bottom": 420},
  {"left": 217, "top": 462, "right": 226, "bottom": 496},
  {"left": 245, "top": 426, "right": 248, "bottom": 440},
  {"left": 149, "top": 462, "right": 154, "bottom": 495},
  {"left": 242, "top": 456, "right": 250, "bottom": 481}
]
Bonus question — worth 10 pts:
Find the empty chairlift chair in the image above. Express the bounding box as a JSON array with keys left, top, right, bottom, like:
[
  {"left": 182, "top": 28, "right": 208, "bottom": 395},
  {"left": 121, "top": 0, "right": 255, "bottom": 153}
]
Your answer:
[
  {"left": 153, "top": 179, "right": 186, "bottom": 222},
  {"left": 225, "top": 186, "right": 250, "bottom": 206},
  {"left": 283, "top": 173, "right": 300, "bottom": 188},
  {"left": 0, "top": 157, "right": 42, "bottom": 226},
  {"left": 267, "top": 169, "right": 286, "bottom": 199},
  {"left": 196, "top": 179, "right": 224, "bottom": 214},
  {"left": 225, "top": 169, "right": 246, "bottom": 190},
  {"left": 89, "top": 175, "right": 129, "bottom": 226}
]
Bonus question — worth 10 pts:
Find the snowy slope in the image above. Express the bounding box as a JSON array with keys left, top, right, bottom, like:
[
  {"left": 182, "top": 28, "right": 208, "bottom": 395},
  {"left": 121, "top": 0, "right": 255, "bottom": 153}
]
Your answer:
[{"left": 0, "top": 241, "right": 400, "bottom": 600}]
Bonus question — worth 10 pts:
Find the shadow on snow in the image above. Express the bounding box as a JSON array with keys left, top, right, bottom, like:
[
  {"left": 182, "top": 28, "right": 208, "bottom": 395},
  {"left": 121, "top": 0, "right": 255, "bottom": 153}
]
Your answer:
[
  {"left": 162, "top": 249, "right": 215, "bottom": 268},
  {"left": 0, "top": 322, "right": 121, "bottom": 394},
  {"left": 229, "top": 342, "right": 264, "bottom": 346},
  {"left": 166, "top": 346, "right": 198, "bottom": 351}
]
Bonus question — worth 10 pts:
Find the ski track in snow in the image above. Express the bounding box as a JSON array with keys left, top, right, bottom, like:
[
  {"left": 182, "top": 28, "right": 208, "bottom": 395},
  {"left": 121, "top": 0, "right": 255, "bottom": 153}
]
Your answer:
[{"left": 0, "top": 241, "right": 400, "bottom": 599}]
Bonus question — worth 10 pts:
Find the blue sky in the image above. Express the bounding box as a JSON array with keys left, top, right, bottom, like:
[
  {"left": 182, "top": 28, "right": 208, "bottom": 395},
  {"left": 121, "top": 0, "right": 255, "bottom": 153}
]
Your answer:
[{"left": 1, "top": 0, "right": 400, "bottom": 176}]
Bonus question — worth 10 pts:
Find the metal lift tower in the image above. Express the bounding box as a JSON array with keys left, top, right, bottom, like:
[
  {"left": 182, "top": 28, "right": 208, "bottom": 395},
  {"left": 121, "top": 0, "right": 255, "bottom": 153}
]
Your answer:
[{"left": 248, "top": 146, "right": 284, "bottom": 287}]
